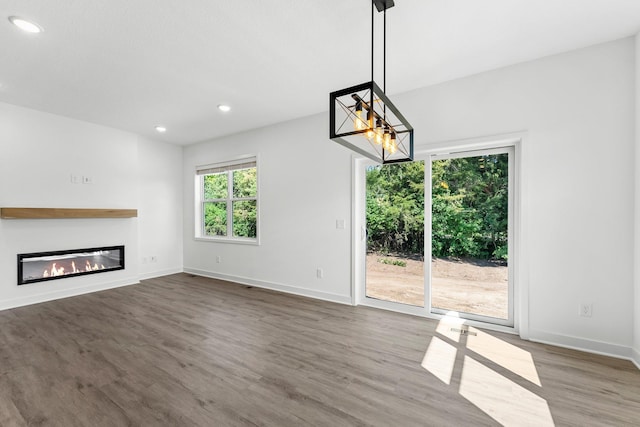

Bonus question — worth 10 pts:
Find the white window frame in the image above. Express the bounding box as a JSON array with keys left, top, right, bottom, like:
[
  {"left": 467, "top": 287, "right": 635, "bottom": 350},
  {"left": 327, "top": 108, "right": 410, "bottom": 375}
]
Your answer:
[{"left": 194, "top": 156, "right": 260, "bottom": 245}]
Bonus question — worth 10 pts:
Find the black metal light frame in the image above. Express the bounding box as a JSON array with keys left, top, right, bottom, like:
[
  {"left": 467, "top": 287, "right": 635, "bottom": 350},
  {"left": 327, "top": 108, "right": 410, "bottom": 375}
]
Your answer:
[
  {"left": 330, "top": 81, "right": 414, "bottom": 164},
  {"left": 329, "top": 0, "right": 414, "bottom": 164}
]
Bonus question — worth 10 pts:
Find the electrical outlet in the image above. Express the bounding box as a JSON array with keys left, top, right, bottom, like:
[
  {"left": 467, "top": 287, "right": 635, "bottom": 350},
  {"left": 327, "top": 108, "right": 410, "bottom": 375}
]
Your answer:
[
  {"left": 70, "top": 174, "right": 81, "bottom": 184},
  {"left": 142, "top": 257, "right": 148, "bottom": 264},
  {"left": 150, "top": 256, "right": 157, "bottom": 263},
  {"left": 317, "top": 268, "right": 323, "bottom": 279},
  {"left": 83, "top": 176, "right": 93, "bottom": 184},
  {"left": 579, "top": 303, "right": 592, "bottom": 317},
  {"left": 216, "top": 256, "right": 221, "bottom": 263}
]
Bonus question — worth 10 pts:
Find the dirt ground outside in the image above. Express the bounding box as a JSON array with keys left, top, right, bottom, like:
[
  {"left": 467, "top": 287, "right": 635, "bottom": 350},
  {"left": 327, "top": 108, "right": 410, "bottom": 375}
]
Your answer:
[{"left": 366, "top": 254, "right": 508, "bottom": 319}]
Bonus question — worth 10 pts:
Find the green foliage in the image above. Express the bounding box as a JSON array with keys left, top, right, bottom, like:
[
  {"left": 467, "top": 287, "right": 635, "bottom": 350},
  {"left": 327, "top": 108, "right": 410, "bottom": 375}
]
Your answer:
[
  {"left": 366, "top": 154, "right": 509, "bottom": 260},
  {"left": 233, "top": 168, "right": 257, "bottom": 198},
  {"left": 378, "top": 258, "right": 407, "bottom": 267},
  {"left": 432, "top": 154, "right": 508, "bottom": 259},
  {"left": 366, "top": 161, "right": 425, "bottom": 255},
  {"left": 204, "top": 202, "right": 227, "bottom": 236},
  {"left": 232, "top": 168, "right": 257, "bottom": 238},
  {"left": 204, "top": 174, "right": 227, "bottom": 199},
  {"left": 233, "top": 200, "right": 257, "bottom": 238}
]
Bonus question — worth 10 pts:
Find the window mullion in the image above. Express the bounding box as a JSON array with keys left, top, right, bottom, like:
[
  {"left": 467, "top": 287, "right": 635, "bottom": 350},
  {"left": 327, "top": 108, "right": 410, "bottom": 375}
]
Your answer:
[
  {"left": 227, "top": 171, "right": 234, "bottom": 237},
  {"left": 201, "top": 176, "right": 205, "bottom": 237}
]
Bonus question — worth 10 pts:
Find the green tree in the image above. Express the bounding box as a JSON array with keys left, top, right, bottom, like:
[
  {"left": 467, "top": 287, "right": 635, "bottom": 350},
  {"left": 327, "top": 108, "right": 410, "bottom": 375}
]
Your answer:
[
  {"left": 365, "top": 154, "right": 508, "bottom": 260},
  {"left": 366, "top": 161, "right": 425, "bottom": 255},
  {"left": 233, "top": 200, "right": 257, "bottom": 238},
  {"left": 204, "top": 202, "right": 227, "bottom": 236},
  {"left": 233, "top": 168, "right": 257, "bottom": 198},
  {"left": 204, "top": 173, "right": 227, "bottom": 199},
  {"left": 431, "top": 154, "right": 508, "bottom": 259},
  {"left": 232, "top": 168, "right": 257, "bottom": 238}
]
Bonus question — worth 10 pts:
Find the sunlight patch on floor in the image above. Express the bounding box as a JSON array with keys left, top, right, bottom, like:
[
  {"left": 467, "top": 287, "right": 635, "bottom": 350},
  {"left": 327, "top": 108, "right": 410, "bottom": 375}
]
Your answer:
[
  {"left": 459, "top": 356, "right": 554, "bottom": 426},
  {"left": 435, "top": 312, "right": 466, "bottom": 343},
  {"left": 421, "top": 336, "right": 457, "bottom": 385},
  {"left": 466, "top": 327, "right": 542, "bottom": 386},
  {"left": 423, "top": 315, "right": 552, "bottom": 424}
]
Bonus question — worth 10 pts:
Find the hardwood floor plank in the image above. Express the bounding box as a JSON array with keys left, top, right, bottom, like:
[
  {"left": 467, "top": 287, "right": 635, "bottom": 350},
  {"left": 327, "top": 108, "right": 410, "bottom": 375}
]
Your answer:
[{"left": 0, "top": 273, "right": 639, "bottom": 426}]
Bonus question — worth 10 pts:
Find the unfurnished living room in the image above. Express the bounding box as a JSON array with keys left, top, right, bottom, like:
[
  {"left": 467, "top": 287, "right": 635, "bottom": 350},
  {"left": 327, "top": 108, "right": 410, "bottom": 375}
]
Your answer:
[{"left": 1, "top": 0, "right": 640, "bottom": 425}]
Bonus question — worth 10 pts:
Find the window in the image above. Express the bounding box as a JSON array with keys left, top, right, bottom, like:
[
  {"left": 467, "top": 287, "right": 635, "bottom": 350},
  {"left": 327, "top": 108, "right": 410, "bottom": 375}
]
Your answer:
[{"left": 196, "top": 158, "right": 258, "bottom": 243}]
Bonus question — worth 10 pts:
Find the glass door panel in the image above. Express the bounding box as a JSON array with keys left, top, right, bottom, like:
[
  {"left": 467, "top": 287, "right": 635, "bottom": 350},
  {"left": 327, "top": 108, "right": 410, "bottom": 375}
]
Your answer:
[
  {"left": 430, "top": 149, "right": 513, "bottom": 325},
  {"left": 365, "top": 161, "right": 425, "bottom": 307}
]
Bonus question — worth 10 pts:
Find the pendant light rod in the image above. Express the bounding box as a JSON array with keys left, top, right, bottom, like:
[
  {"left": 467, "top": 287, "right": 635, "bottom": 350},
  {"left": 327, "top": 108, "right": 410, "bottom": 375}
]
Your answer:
[
  {"left": 384, "top": 7, "right": 386, "bottom": 94},
  {"left": 371, "top": 0, "right": 393, "bottom": 90},
  {"left": 371, "top": 0, "right": 374, "bottom": 84},
  {"left": 383, "top": 6, "right": 387, "bottom": 120}
]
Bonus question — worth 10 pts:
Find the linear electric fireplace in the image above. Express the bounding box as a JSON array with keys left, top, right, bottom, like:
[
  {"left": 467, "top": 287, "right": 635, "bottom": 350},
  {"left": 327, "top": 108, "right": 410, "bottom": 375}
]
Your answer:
[{"left": 18, "top": 245, "right": 125, "bottom": 285}]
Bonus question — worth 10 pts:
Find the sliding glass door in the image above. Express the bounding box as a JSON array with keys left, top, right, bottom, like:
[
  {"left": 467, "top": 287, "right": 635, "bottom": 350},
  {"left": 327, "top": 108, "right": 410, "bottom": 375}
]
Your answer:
[{"left": 359, "top": 144, "right": 515, "bottom": 328}]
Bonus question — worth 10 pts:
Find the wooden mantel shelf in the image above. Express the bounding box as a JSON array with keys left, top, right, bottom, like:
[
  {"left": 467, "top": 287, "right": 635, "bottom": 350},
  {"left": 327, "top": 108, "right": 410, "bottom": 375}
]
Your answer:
[{"left": 0, "top": 208, "right": 138, "bottom": 219}]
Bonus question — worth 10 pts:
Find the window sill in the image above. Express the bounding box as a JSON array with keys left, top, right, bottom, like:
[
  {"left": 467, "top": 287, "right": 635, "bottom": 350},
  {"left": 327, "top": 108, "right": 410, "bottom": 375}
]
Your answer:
[{"left": 194, "top": 236, "right": 260, "bottom": 246}]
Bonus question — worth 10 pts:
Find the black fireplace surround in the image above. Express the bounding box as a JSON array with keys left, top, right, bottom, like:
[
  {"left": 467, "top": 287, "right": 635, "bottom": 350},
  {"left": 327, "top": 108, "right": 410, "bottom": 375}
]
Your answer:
[{"left": 18, "top": 245, "right": 125, "bottom": 285}]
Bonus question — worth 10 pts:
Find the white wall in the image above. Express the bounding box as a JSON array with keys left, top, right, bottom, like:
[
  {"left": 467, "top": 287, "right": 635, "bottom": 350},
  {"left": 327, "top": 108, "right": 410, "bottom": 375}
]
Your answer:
[
  {"left": 0, "top": 102, "right": 183, "bottom": 309},
  {"left": 416, "top": 37, "right": 635, "bottom": 357},
  {"left": 137, "top": 137, "right": 184, "bottom": 279},
  {"left": 183, "top": 115, "right": 352, "bottom": 303},
  {"left": 183, "top": 37, "right": 636, "bottom": 359},
  {"left": 398, "top": 37, "right": 635, "bottom": 358},
  {"left": 634, "top": 33, "right": 640, "bottom": 368}
]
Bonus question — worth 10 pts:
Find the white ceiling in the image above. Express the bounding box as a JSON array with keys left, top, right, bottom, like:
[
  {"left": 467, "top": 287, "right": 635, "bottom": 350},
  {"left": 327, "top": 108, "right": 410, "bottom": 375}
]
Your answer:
[{"left": 1, "top": 0, "right": 640, "bottom": 145}]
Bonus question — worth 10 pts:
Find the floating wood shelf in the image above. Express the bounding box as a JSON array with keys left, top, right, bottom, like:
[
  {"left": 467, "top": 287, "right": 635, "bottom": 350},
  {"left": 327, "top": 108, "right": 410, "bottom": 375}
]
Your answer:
[{"left": 0, "top": 208, "right": 138, "bottom": 219}]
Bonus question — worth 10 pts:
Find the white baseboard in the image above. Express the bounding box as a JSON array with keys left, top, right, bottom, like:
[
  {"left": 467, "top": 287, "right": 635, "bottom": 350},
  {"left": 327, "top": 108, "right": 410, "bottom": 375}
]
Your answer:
[
  {"left": 138, "top": 267, "right": 183, "bottom": 281},
  {"left": 529, "top": 328, "right": 637, "bottom": 368},
  {"left": 632, "top": 347, "right": 640, "bottom": 370},
  {"left": 183, "top": 267, "right": 352, "bottom": 305},
  {"left": 0, "top": 277, "right": 139, "bottom": 311}
]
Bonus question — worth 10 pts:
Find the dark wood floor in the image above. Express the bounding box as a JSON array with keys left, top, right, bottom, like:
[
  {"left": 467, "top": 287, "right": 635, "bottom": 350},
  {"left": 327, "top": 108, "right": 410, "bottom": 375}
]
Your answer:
[{"left": 0, "top": 273, "right": 639, "bottom": 426}]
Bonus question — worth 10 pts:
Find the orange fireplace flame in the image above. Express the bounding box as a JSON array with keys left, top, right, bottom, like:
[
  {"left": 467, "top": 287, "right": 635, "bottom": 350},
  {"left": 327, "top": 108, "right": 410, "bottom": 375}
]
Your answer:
[
  {"left": 42, "top": 263, "right": 65, "bottom": 277},
  {"left": 42, "top": 260, "right": 106, "bottom": 278}
]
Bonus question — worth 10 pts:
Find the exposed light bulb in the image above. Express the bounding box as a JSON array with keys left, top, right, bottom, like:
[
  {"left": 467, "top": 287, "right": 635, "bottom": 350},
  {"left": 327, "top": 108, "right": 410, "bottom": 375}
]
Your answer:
[
  {"left": 155, "top": 126, "right": 167, "bottom": 133},
  {"left": 374, "top": 118, "right": 384, "bottom": 145},
  {"left": 217, "top": 104, "right": 231, "bottom": 112},
  {"left": 390, "top": 131, "right": 397, "bottom": 153},
  {"left": 354, "top": 101, "right": 365, "bottom": 131},
  {"left": 383, "top": 127, "right": 391, "bottom": 149},
  {"left": 366, "top": 110, "right": 375, "bottom": 139}
]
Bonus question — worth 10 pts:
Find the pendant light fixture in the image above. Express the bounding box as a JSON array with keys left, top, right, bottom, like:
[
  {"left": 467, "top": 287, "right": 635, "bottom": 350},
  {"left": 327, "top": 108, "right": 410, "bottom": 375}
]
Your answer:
[{"left": 329, "top": 0, "right": 414, "bottom": 164}]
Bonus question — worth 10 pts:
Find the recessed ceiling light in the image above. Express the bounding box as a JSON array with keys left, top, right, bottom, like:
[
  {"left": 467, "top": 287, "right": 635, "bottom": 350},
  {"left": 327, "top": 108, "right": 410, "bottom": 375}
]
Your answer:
[
  {"left": 8, "top": 16, "right": 43, "bottom": 33},
  {"left": 218, "top": 104, "right": 231, "bottom": 112},
  {"left": 155, "top": 126, "right": 167, "bottom": 133}
]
